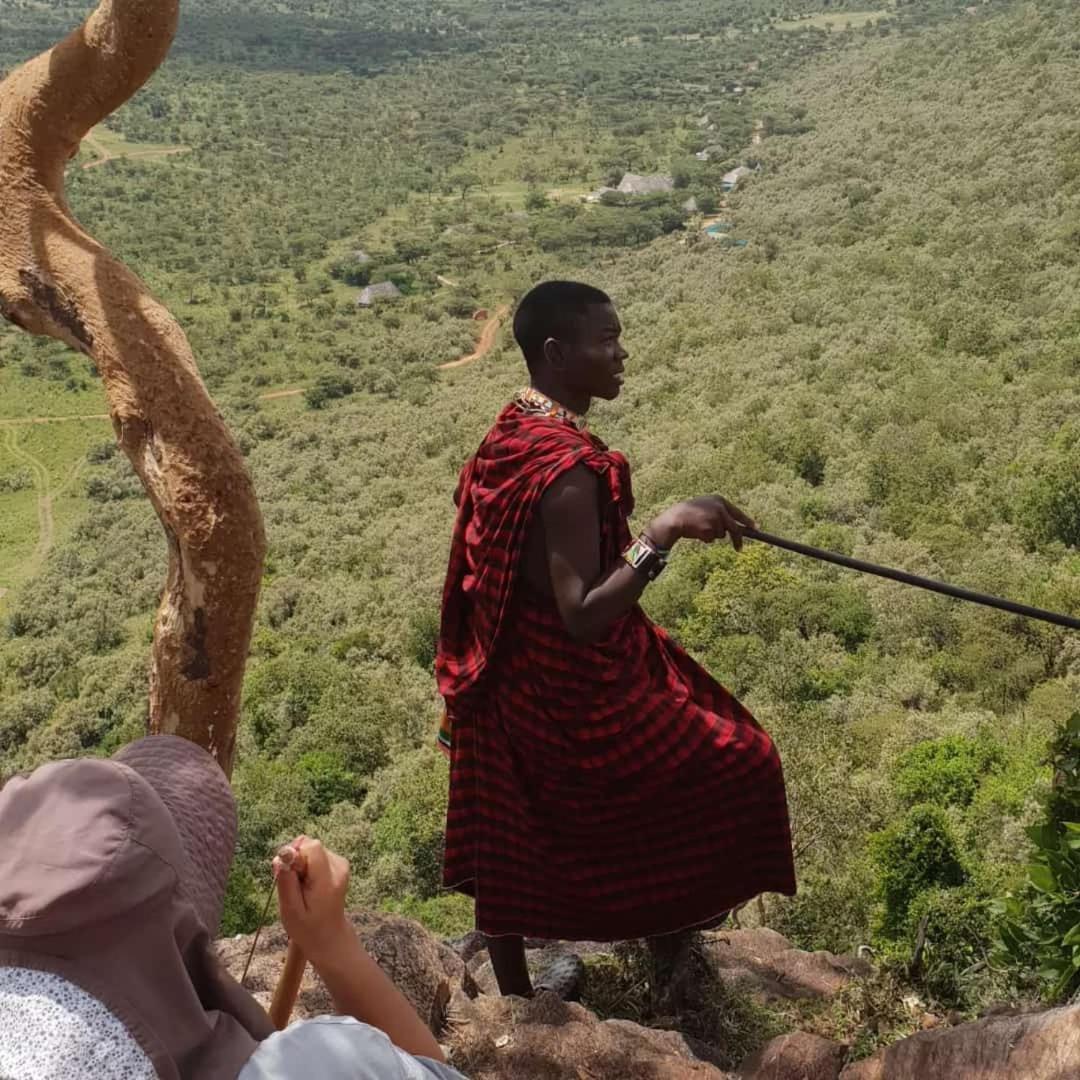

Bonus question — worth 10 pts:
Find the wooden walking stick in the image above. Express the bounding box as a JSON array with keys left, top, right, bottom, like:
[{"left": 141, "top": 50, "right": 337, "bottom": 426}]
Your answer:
[
  {"left": 744, "top": 527, "right": 1080, "bottom": 631},
  {"left": 240, "top": 842, "right": 308, "bottom": 1029},
  {"left": 268, "top": 843, "right": 308, "bottom": 1030},
  {"left": 269, "top": 942, "right": 307, "bottom": 1030}
]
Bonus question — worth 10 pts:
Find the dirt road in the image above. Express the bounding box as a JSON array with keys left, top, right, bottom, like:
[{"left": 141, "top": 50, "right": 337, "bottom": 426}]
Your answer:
[
  {"left": 81, "top": 130, "right": 191, "bottom": 171},
  {"left": 439, "top": 305, "right": 511, "bottom": 370},
  {"left": 3, "top": 426, "right": 54, "bottom": 578}
]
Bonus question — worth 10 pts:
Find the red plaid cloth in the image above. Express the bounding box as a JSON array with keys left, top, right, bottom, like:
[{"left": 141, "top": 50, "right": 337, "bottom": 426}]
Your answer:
[{"left": 436, "top": 404, "right": 795, "bottom": 940}]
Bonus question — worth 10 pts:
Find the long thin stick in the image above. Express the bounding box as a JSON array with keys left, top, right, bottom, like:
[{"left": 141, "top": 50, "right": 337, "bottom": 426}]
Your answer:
[
  {"left": 266, "top": 842, "right": 309, "bottom": 1030},
  {"left": 240, "top": 881, "right": 278, "bottom": 988},
  {"left": 744, "top": 527, "right": 1080, "bottom": 632}
]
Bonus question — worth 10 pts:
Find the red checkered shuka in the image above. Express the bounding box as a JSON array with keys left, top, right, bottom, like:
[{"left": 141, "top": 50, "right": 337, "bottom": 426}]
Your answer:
[{"left": 436, "top": 403, "right": 795, "bottom": 941}]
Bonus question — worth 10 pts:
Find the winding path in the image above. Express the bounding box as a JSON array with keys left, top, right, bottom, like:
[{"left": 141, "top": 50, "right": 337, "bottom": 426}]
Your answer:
[
  {"left": 2, "top": 426, "right": 54, "bottom": 579},
  {"left": 439, "top": 305, "right": 511, "bottom": 370},
  {"left": 81, "top": 130, "right": 191, "bottom": 171},
  {"left": 0, "top": 305, "right": 512, "bottom": 589}
]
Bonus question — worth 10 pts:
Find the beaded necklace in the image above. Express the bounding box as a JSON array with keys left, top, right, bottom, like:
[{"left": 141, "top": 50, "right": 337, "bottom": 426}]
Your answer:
[{"left": 513, "top": 386, "right": 588, "bottom": 431}]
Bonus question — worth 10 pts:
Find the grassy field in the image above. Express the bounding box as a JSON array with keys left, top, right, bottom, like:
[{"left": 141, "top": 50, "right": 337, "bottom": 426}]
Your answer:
[
  {"left": 78, "top": 125, "right": 190, "bottom": 168},
  {"left": 774, "top": 9, "right": 893, "bottom": 31},
  {"left": 0, "top": 430, "right": 40, "bottom": 598},
  {"left": 0, "top": 364, "right": 107, "bottom": 421},
  {"left": 0, "top": 419, "right": 107, "bottom": 604}
]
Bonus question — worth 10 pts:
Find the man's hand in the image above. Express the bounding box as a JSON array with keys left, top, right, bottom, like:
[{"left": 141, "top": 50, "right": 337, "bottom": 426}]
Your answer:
[
  {"left": 274, "top": 836, "right": 352, "bottom": 964},
  {"left": 648, "top": 496, "right": 756, "bottom": 551}
]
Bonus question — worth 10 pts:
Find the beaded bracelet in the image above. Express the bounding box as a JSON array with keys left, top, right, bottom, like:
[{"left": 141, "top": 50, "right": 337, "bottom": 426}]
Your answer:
[{"left": 623, "top": 533, "right": 668, "bottom": 581}]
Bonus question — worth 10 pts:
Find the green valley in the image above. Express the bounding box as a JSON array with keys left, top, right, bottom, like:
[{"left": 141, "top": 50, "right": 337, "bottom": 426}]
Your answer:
[{"left": 2, "top": 0, "right": 1079, "bottom": 1063}]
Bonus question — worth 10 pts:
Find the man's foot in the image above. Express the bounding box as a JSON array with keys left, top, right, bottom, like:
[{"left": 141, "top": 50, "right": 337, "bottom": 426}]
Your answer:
[{"left": 533, "top": 953, "right": 585, "bottom": 1001}]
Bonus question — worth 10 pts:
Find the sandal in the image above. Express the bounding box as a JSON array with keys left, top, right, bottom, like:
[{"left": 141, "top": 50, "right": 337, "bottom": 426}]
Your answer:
[{"left": 533, "top": 952, "right": 585, "bottom": 1001}]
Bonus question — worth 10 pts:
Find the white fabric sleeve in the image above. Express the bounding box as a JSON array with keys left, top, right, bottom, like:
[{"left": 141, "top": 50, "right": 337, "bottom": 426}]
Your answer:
[{"left": 238, "top": 1016, "right": 467, "bottom": 1080}]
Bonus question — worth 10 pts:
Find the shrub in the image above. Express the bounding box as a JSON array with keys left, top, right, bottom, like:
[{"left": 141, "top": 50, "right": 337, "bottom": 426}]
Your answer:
[
  {"left": 220, "top": 864, "right": 265, "bottom": 937},
  {"left": 381, "top": 892, "right": 474, "bottom": 937},
  {"left": 0, "top": 468, "right": 33, "bottom": 494},
  {"left": 870, "top": 804, "right": 966, "bottom": 937},
  {"left": 1021, "top": 453, "right": 1080, "bottom": 548},
  {"left": 997, "top": 712, "right": 1080, "bottom": 1001},
  {"left": 906, "top": 886, "right": 998, "bottom": 1008},
  {"left": 298, "top": 750, "right": 359, "bottom": 815},
  {"left": 894, "top": 735, "right": 1004, "bottom": 809},
  {"left": 304, "top": 373, "right": 355, "bottom": 410},
  {"left": 769, "top": 864, "right": 877, "bottom": 954},
  {"left": 366, "top": 747, "right": 450, "bottom": 900}
]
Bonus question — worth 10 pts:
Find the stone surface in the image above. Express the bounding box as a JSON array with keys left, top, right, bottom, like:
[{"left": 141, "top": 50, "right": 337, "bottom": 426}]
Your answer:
[
  {"left": 740, "top": 1032, "right": 847, "bottom": 1080},
  {"left": 447, "top": 990, "right": 736, "bottom": 1079},
  {"left": 218, "top": 911, "right": 468, "bottom": 1032},
  {"left": 839, "top": 1005, "right": 1080, "bottom": 1080},
  {"left": 220, "top": 914, "right": 1080, "bottom": 1080},
  {"left": 704, "top": 929, "right": 873, "bottom": 1002}
]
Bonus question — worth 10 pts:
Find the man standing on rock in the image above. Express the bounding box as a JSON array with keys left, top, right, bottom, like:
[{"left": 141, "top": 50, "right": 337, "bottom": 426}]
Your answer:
[{"left": 436, "top": 280, "right": 795, "bottom": 998}]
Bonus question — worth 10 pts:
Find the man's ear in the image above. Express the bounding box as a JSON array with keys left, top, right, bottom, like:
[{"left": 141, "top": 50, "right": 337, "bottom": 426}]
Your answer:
[{"left": 543, "top": 337, "right": 566, "bottom": 371}]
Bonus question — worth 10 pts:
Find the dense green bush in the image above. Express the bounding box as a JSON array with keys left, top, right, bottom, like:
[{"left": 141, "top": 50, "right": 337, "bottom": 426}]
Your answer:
[
  {"left": 893, "top": 735, "right": 1004, "bottom": 810},
  {"left": 298, "top": 750, "right": 360, "bottom": 815},
  {"left": 870, "top": 804, "right": 967, "bottom": 938},
  {"left": 905, "top": 886, "right": 999, "bottom": 1008},
  {"left": 998, "top": 713, "right": 1080, "bottom": 1001},
  {"left": 366, "top": 748, "right": 450, "bottom": 900},
  {"left": 304, "top": 373, "right": 355, "bottom": 410}
]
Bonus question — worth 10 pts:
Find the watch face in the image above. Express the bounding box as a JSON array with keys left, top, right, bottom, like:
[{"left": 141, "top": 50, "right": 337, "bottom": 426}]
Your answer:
[
  {"left": 624, "top": 538, "right": 664, "bottom": 579},
  {"left": 626, "top": 539, "right": 651, "bottom": 568}
]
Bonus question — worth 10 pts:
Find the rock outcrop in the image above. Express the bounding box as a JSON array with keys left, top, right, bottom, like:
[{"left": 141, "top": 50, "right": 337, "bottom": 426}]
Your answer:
[
  {"left": 705, "top": 928, "right": 872, "bottom": 1002},
  {"left": 450, "top": 991, "right": 735, "bottom": 1079},
  {"left": 739, "top": 1032, "right": 847, "bottom": 1080},
  {"left": 839, "top": 1005, "right": 1080, "bottom": 1080},
  {"left": 219, "top": 913, "right": 1080, "bottom": 1080}
]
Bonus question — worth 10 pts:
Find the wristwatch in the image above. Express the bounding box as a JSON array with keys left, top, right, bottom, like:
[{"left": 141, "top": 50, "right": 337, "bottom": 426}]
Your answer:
[{"left": 623, "top": 534, "right": 668, "bottom": 581}]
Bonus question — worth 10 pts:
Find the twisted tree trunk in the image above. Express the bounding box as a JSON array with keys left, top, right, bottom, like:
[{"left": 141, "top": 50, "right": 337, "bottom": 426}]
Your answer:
[{"left": 0, "top": 1, "right": 266, "bottom": 777}]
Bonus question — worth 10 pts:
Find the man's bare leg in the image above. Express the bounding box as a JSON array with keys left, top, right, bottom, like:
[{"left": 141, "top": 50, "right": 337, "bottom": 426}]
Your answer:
[
  {"left": 487, "top": 934, "right": 533, "bottom": 997},
  {"left": 647, "top": 929, "right": 694, "bottom": 986}
]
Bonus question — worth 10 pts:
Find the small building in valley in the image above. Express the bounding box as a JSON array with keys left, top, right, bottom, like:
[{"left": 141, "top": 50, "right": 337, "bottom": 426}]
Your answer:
[
  {"left": 357, "top": 281, "right": 402, "bottom": 307},
  {"left": 617, "top": 172, "right": 675, "bottom": 196},
  {"left": 721, "top": 166, "right": 753, "bottom": 193}
]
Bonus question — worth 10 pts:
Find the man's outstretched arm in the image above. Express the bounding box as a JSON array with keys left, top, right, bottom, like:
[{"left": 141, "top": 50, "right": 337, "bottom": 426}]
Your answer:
[{"left": 541, "top": 465, "right": 755, "bottom": 641}]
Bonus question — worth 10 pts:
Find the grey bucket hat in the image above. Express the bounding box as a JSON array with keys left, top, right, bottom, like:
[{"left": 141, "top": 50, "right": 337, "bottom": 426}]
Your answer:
[{"left": 0, "top": 735, "right": 274, "bottom": 1078}]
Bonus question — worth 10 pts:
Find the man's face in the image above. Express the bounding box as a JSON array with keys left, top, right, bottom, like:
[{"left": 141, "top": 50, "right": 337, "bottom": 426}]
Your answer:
[{"left": 560, "top": 302, "right": 629, "bottom": 402}]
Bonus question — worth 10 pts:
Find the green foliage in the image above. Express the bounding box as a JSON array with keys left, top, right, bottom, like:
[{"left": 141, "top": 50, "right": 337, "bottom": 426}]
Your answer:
[
  {"left": 1020, "top": 439, "right": 1080, "bottom": 548},
  {"left": 304, "top": 373, "right": 355, "bottom": 410},
  {"left": 380, "top": 892, "right": 474, "bottom": 937},
  {"left": 366, "top": 748, "right": 450, "bottom": 900},
  {"left": 220, "top": 864, "right": 266, "bottom": 937},
  {"left": 906, "top": 886, "right": 999, "bottom": 1008},
  {"left": 998, "top": 713, "right": 1080, "bottom": 1002},
  {"left": 769, "top": 864, "right": 877, "bottom": 955},
  {"left": 870, "top": 805, "right": 967, "bottom": 938},
  {"left": 893, "top": 735, "right": 1004, "bottom": 810},
  {"left": 2, "top": 0, "right": 1078, "bottom": 985},
  {"left": 298, "top": 750, "right": 359, "bottom": 815}
]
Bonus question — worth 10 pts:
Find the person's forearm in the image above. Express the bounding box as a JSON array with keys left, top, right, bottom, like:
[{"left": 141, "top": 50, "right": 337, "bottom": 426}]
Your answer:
[
  {"left": 568, "top": 513, "right": 678, "bottom": 640},
  {"left": 570, "top": 559, "right": 649, "bottom": 640},
  {"left": 308, "top": 926, "right": 445, "bottom": 1062}
]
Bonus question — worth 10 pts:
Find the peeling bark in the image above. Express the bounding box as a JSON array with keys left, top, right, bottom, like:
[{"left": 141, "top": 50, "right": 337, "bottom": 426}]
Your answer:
[{"left": 0, "top": 1, "right": 266, "bottom": 777}]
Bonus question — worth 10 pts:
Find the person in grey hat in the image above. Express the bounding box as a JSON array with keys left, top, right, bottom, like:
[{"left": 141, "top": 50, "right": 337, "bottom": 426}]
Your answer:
[{"left": 0, "top": 735, "right": 467, "bottom": 1079}]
